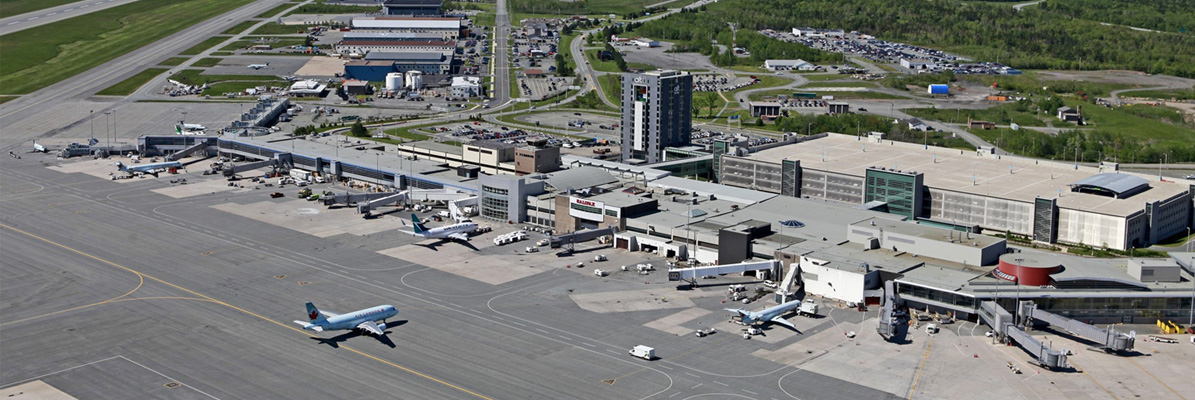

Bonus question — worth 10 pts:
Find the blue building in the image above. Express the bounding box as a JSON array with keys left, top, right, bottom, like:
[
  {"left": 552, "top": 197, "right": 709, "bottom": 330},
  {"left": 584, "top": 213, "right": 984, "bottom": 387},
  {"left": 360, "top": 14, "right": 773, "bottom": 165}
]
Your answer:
[
  {"left": 383, "top": 0, "right": 442, "bottom": 16},
  {"left": 344, "top": 61, "right": 399, "bottom": 82}
]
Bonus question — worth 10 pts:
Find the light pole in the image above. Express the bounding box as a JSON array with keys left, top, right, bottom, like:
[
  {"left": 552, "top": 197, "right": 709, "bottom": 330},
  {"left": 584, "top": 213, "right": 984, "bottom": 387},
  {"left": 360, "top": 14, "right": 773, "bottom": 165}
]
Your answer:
[
  {"left": 375, "top": 152, "right": 381, "bottom": 187},
  {"left": 104, "top": 111, "right": 111, "bottom": 149},
  {"left": 112, "top": 109, "right": 117, "bottom": 147},
  {"left": 89, "top": 110, "right": 95, "bottom": 142}
]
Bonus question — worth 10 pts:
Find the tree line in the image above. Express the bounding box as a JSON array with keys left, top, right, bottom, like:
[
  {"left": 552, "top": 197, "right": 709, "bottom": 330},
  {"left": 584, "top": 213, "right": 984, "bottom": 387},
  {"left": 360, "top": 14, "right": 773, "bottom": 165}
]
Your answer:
[{"left": 634, "top": 0, "right": 1195, "bottom": 78}]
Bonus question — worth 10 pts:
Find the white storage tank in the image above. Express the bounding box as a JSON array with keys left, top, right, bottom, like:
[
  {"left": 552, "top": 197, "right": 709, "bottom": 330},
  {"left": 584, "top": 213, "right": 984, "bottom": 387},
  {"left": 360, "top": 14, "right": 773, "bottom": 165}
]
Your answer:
[
  {"left": 405, "top": 70, "right": 423, "bottom": 89},
  {"left": 385, "top": 72, "right": 403, "bottom": 91}
]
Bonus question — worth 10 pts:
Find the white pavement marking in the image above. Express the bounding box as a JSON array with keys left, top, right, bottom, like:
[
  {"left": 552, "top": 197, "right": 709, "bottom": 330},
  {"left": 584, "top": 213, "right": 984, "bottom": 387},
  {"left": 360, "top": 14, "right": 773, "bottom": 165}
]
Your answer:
[
  {"left": 742, "top": 389, "right": 757, "bottom": 395},
  {"left": 557, "top": 335, "right": 570, "bottom": 340},
  {"left": 657, "top": 365, "right": 673, "bottom": 370},
  {"left": 0, "top": 356, "right": 121, "bottom": 387},
  {"left": 668, "top": 393, "right": 681, "bottom": 398},
  {"left": 119, "top": 356, "right": 220, "bottom": 400},
  {"left": 580, "top": 342, "right": 596, "bottom": 347},
  {"left": 713, "top": 380, "right": 729, "bottom": 386},
  {"left": 684, "top": 372, "right": 700, "bottom": 378},
  {"left": 690, "top": 383, "right": 703, "bottom": 390}
]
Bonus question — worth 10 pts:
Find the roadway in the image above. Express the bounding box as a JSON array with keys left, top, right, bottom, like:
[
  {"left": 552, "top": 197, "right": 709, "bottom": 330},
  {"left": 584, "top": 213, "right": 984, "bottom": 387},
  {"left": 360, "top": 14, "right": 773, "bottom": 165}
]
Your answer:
[
  {"left": 0, "top": 0, "right": 140, "bottom": 36},
  {"left": 0, "top": 0, "right": 290, "bottom": 152},
  {"left": 483, "top": 0, "right": 512, "bottom": 110},
  {"left": 0, "top": 153, "right": 902, "bottom": 400}
]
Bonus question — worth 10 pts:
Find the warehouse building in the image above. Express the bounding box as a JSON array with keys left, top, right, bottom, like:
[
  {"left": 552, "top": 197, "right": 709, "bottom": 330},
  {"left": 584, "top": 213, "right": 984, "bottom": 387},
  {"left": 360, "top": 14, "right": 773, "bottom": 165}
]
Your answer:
[
  {"left": 383, "top": 0, "right": 443, "bottom": 16},
  {"left": 351, "top": 17, "right": 464, "bottom": 40},
  {"left": 763, "top": 59, "right": 817, "bottom": 71},
  {"left": 717, "top": 133, "right": 1194, "bottom": 251},
  {"left": 334, "top": 39, "right": 456, "bottom": 56},
  {"left": 343, "top": 52, "right": 453, "bottom": 79}
]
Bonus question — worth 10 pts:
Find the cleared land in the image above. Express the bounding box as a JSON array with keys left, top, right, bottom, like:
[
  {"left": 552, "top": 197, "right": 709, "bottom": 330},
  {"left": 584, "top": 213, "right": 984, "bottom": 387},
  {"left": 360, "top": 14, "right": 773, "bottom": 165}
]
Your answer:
[
  {"left": 0, "top": 0, "right": 254, "bottom": 95},
  {"left": 96, "top": 68, "right": 169, "bottom": 96},
  {"left": 254, "top": 3, "right": 294, "bottom": 18},
  {"left": 252, "top": 22, "right": 319, "bottom": 35}
]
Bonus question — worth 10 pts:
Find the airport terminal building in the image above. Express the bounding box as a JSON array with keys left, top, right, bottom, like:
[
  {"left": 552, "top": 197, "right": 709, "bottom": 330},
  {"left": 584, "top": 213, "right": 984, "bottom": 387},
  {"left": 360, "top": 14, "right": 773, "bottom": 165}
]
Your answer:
[{"left": 718, "top": 133, "right": 1195, "bottom": 251}]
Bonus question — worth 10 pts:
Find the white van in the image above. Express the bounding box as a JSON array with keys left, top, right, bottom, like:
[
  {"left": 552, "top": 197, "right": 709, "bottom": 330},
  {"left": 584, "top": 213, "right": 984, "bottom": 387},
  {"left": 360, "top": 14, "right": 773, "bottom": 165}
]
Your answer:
[{"left": 629, "top": 345, "right": 654, "bottom": 360}]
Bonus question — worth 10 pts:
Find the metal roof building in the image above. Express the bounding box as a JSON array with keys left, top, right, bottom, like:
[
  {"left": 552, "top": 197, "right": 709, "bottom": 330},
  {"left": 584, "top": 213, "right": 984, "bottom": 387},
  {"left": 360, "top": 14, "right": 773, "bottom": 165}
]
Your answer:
[
  {"left": 721, "top": 133, "right": 1194, "bottom": 251},
  {"left": 1068, "top": 173, "right": 1150, "bottom": 198}
]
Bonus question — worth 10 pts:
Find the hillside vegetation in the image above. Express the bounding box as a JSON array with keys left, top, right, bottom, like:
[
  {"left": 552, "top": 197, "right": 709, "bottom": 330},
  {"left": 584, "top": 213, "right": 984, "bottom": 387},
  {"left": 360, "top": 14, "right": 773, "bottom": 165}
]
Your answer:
[{"left": 635, "top": 0, "right": 1195, "bottom": 78}]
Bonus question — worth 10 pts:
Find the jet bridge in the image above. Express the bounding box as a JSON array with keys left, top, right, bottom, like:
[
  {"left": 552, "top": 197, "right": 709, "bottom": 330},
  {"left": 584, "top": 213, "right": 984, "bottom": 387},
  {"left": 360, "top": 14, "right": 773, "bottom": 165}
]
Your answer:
[
  {"left": 978, "top": 301, "right": 1068, "bottom": 370},
  {"left": 1017, "top": 301, "right": 1134, "bottom": 352},
  {"left": 358, "top": 191, "right": 408, "bottom": 216},
  {"left": 668, "top": 260, "right": 782, "bottom": 286},
  {"left": 322, "top": 191, "right": 402, "bottom": 207},
  {"left": 165, "top": 140, "right": 209, "bottom": 162},
  {"left": 877, "top": 280, "right": 900, "bottom": 339},
  {"left": 222, "top": 159, "right": 278, "bottom": 178}
]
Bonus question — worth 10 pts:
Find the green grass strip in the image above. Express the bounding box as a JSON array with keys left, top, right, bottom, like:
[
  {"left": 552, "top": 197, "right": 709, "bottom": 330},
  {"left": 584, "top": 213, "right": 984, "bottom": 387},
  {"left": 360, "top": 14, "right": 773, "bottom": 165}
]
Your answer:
[
  {"left": 97, "top": 68, "right": 169, "bottom": 96},
  {"left": 0, "top": 0, "right": 253, "bottom": 95}
]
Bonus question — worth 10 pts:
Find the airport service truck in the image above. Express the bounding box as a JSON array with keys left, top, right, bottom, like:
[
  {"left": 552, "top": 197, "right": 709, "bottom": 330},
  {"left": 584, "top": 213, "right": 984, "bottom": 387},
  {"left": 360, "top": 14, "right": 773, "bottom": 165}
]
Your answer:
[
  {"left": 629, "top": 345, "right": 655, "bottom": 360},
  {"left": 798, "top": 300, "right": 819, "bottom": 317}
]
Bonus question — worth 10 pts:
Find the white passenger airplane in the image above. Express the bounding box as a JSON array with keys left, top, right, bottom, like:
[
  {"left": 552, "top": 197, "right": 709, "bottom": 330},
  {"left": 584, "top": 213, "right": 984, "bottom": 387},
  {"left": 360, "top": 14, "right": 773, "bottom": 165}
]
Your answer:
[
  {"left": 248, "top": 63, "right": 269, "bottom": 70},
  {"left": 115, "top": 161, "right": 184, "bottom": 177},
  {"left": 724, "top": 299, "right": 803, "bottom": 329},
  {"left": 32, "top": 141, "right": 48, "bottom": 153},
  {"left": 399, "top": 213, "right": 477, "bottom": 242},
  {"left": 293, "top": 302, "right": 398, "bottom": 337}
]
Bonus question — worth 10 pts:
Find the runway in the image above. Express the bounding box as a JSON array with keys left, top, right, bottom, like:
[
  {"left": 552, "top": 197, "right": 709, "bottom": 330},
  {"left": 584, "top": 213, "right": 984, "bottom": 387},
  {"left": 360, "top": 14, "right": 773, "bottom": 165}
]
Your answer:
[{"left": 0, "top": 154, "right": 900, "bottom": 399}]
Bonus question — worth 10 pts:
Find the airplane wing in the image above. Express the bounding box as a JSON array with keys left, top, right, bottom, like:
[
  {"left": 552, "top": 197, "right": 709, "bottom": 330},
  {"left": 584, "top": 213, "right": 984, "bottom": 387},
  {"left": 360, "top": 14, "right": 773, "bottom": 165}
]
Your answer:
[
  {"left": 356, "top": 320, "right": 385, "bottom": 336},
  {"left": 292, "top": 320, "right": 324, "bottom": 332},
  {"left": 447, "top": 232, "right": 470, "bottom": 241},
  {"left": 769, "top": 316, "right": 796, "bottom": 329}
]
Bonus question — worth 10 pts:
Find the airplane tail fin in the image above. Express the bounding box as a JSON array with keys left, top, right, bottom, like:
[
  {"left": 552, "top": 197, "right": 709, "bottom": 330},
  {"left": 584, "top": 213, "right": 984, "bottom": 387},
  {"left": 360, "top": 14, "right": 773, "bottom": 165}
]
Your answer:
[
  {"left": 410, "top": 214, "right": 427, "bottom": 234},
  {"left": 305, "top": 302, "right": 329, "bottom": 323},
  {"left": 115, "top": 161, "right": 127, "bottom": 172}
]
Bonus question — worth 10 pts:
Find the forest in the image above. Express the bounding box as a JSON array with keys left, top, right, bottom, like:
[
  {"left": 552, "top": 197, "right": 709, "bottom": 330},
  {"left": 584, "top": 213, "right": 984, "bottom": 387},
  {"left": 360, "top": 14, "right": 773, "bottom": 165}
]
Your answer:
[
  {"left": 634, "top": 0, "right": 1195, "bottom": 78},
  {"left": 1039, "top": 0, "right": 1195, "bottom": 34}
]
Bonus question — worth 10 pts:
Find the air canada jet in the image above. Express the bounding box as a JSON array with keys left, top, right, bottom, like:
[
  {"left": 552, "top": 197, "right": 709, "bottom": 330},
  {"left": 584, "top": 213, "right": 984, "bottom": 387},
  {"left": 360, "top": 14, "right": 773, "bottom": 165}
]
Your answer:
[
  {"left": 293, "top": 302, "right": 398, "bottom": 337},
  {"left": 725, "top": 299, "right": 803, "bottom": 329},
  {"left": 399, "top": 213, "right": 477, "bottom": 242},
  {"left": 115, "top": 161, "right": 183, "bottom": 177},
  {"left": 248, "top": 63, "right": 269, "bottom": 70}
]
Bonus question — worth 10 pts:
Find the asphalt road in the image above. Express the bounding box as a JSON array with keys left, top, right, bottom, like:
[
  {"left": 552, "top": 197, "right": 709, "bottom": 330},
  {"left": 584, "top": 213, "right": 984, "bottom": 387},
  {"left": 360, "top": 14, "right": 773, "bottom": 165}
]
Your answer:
[
  {"left": 0, "top": 0, "right": 140, "bottom": 36},
  {"left": 483, "top": 0, "right": 512, "bottom": 110}
]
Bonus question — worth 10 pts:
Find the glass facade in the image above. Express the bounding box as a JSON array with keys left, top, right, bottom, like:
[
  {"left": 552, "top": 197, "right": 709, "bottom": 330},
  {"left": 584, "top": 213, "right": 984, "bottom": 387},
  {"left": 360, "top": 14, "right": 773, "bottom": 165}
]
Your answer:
[
  {"left": 898, "top": 282, "right": 1193, "bottom": 323},
  {"left": 481, "top": 185, "right": 509, "bottom": 221},
  {"left": 865, "top": 168, "right": 922, "bottom": 219}
]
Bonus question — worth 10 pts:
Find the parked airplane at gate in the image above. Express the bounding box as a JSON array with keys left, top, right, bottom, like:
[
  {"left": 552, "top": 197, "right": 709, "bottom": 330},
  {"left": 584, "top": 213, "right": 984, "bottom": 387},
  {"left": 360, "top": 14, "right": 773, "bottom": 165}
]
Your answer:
[
  {"left": 724, "top": 299, "right": 803, "bottom": 329},
  {"left": 399, "top": 213, "right": 477, "bottom": 242},
  {"left": 293, "top": 302, "right": 398, "bottom": 337},
  {"left": 115, "top": 161, "right": 183, "bottom": 177}
]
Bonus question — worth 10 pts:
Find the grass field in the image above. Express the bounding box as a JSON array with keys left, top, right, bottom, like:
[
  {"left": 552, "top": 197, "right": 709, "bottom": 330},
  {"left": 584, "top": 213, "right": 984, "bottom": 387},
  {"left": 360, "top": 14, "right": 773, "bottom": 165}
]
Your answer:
[
  {"left": 222, "top": 20, "right": 258, "bottom": 35},
  {"left": 192, "top": 58, "right": 223, "bottom": 67},
  {"left": 800, "top": 81, "right": 878, "bottom": 88},
  {"left": 221, "top": 37, "right": 308, "bottom": 52},
  {"left": 180, "top": 36, "right": 233, "bottom": 56},
  {"left": 285, "top": 3, "right": 380, "bottom": 16},
  {"left": 727, "top": 65, "right": 768, "bottom": 74},
  {"left": 254, "top": 3, "right": 293, "bottom": 18},
  {"left": 169, "top": 69, "right": 280, "bottom": 86},
  {"left": 804, "top": 73, "right": 853, "bottom": 81},
  {"left": 252, "top": 22, "right": 317, "bottom": 35},
  {"left": 584, "top": 49, "right": 622, "bottom": 73},
  {"left": 96, "top": 68, "right": 169, "bottom": 96},
  {"left": 0, "top": 0, "right": 253, "bottom": 95},
  {"left": 159, "top": 57, "right": 190, "bottom": 66},
  {"left": 382, "top": 127, "right": 432, "bottom": 141},
  {"left": 0, "top": 96, "right": 20, "bottom": 105},
  {"left": 0, "top": 0, "right": 80, "bottom": 17},
  {"left": 597, "top": 74, "right": 621, "bottom": 107},
  {"left": 906, "top": 104, "right": 1050, "bottom": 127},
  {"left": 1119, "top": 87, "right": 1195, "bottom": 101}
]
